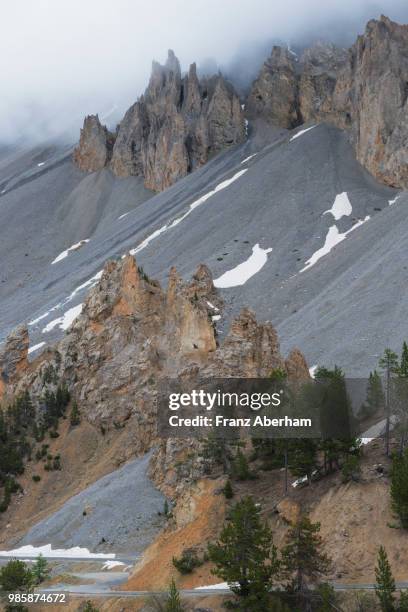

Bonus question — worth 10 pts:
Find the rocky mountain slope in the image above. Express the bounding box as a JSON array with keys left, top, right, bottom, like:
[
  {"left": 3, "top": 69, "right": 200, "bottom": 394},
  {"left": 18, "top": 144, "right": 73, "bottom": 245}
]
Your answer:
[{"left": 0, "top": 254, "right": 307, "bottom": 549}]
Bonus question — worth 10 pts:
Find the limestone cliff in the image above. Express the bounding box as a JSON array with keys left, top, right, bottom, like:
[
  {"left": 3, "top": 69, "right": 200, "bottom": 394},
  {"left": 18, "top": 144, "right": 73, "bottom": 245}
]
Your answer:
[
  {"left": 246, "top": 15, "right": 408, "bottom": 189},
  {"left": 74, "top": 51, "right": 245, "bottom": 191}
]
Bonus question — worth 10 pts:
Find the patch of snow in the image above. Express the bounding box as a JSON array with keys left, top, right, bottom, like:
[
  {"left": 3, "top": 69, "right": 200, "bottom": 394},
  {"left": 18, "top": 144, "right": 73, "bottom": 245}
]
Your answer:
[
  {"left": 206, "top": 301, "right": 219, "bottom": 311},
  {"left": 118, "top": 212, "right": 130, "bottom": 220},
  {"left": 290, "top": 125, "right": 317, "bottom": 142},
  {"left": 0, "top": 544, "right": 114, "bottom": 559},
  {"left": 130, "top": 170, "right": 248, "bottom": 256},
  {"left": 37, "top": 162, "right": 45, "bottom": 167},
  {"left": 1, "top": 189, "right": 6, "bottom": 194},
  {"left": 245, "top": 119, "right": 249, "bottom": 136},
  {"left": 309, "top": 365, "right": 318, "bottom": 378},
  {"left": 241, "top": 103, "right": 245, "bottom": 110},
  {"left": 323, "top": 192, "right": 352, "bottom": 220},
  {"left": 28, "top": 342, "right": 46, "bottom": 355},
  {"left": 214, "top": 243, "right": 272, "bottom": 289},
  {"left": 102, "top": 560, "right": 125, "bottom": 570},
  {"left": 389, "top": 194, "right": 400, "bottom": 206},
  {"left": 292, "top": 475, "right": 308, "bottom": 488},
  {"left": 241, "top": 153, "right": 257, "bottom": 164},
  {"left": 212, "top": 315, "right": 221, "bottom": 321},
  {"left": 42, "top": 304, "right": 83, "bottom": 334},
  {"left": 52, "top": 239, "right": 90, "bottom": 264},
  {"left": 195, "top": 583, "right": 231, "bottom": 591},
  {"left": 300, "top": 216, "right": 370, "bottom": 272},
  {"left": 66, "top": 271, "right": 103, "bottom": 303}
]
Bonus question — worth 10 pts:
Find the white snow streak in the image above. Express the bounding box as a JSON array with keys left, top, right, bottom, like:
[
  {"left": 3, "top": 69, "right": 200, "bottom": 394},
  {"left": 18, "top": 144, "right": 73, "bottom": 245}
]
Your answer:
[
  {"left": 37, "top": 162, "right": 45, "bottom": 167},
  {"left": 42, "top": 304, "right": 83, "bottom": 334},
  {"left": 300, "top": 216, "right": 370, "bottom": 272},
  {"left": 323, "top": 192, "right": 352, "bottom": 220},
  {"left": 129, "top": 169, "right": 248, "bottom": 257},
  {"left": 214, "top": 243, "right": 272, "bottom": 288},
  {"left": 389, "top": 194, "right": 401, "bottom": 206},
  {"left": 52, "top": 239, "right": 90, "bottom": 264},
  {"left": 241, "top": 153, "right": 257, "bottom": 164},
  {"left": 195, "top": 583, "right": 231, "bottom": 591},
  {"left": 290, "top": 125, "right": 316, "bottom": 142},
  {"left": 309, "top": 365, "right": 318, "bottom": 378},
  {"left": 28, "top": 342, "right": 46, "bottom": 355},
  {"left": 0, "top": 544, "right": 115, "bottom": 559},
  {"left": 102, "top": 560, "right": 126, "bottom": 570}
]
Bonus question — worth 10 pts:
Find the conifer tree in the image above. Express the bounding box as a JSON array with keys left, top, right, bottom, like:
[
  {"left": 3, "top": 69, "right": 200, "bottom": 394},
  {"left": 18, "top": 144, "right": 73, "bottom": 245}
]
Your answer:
[
  {"left": 360, "top": 370, "right": 385, "bottom": 419},
  {"left": 166, "top": 578, "right": 183, "bottom": 612},
  {"left": 281, "top": 516, "right": 331, "bottom": 601},
  {"left": 208, "top": 496, "right": 279, "bottom": 600},
  {"left": 379, "top": 349, "right": 400, "bottom": 456},
  {"left": 32, "top": 553, "right": 49, "bottom": 584},
  {"left": 401, "top": 342, "right": 408, "bottom": 378},
  {"left": 375, "top": 546, "right": 395, "bottom": 612},
  {"left": 391, "top": 449, "right": 408, "bottom": 528}
]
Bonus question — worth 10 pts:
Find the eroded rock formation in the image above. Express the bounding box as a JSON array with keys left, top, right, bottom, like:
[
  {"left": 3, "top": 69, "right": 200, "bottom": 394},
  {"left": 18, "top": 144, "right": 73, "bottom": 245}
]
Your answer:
[
  {"left": 2, "top": 255, "right": 308, "bottom": 489},
  {"left": 74, "top": 51, "right": 245, "bottom": 191},
  {"left": 247, "top": 15, "right": 408, "bottom": 188},
  {"left": 73, "top": 115, "right": 115, "bottom": 172}
]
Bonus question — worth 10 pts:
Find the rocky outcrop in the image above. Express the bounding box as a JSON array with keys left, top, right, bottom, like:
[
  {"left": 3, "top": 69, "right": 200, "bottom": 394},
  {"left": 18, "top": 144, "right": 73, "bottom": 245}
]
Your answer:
[
  {"left": 73, "top": 115, "right": 115, "bottom": 172},
  {"left": 246, "top": 46, "right": 299, "bottom": 129},
  {"left": 75, "top": 51, "right": 245, "bottom": 191},
  {"left": 3, "top": 255, "right": 307, "bottom": 489},
  {"left": 0, "top": 325, "right": 29, "bottom": 388},
  {"left": 331, "top": 15, "right": 408, "bottom": 187},
  {"left": 246, "top": 16, "right": 408, "bottom": 188}
]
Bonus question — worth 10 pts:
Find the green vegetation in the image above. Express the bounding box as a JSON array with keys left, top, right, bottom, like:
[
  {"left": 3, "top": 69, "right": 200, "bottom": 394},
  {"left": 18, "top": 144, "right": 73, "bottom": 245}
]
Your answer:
[
  {"left": 208, "top": 496, "right": 279, "bottom": 605},
  {"left": 391, "top": 449, "right": 408, "bottom": 528},
  {"left": 0, "top": 559, "right": 34, "bottom": 592},
  {"left": 375, "top": 546, "right": 395, "bottom": 611},
  {"left": 165, "top": 578, "right": 183, "bottom": 611},
  {"left": 172, "top": 549, "right": 207, "bottom": 574},
  {"left": 281, "top": 516, "right": 331, "bottom": 600},
  {"left": 32, "top": 554, "right": 50, "bottom": 585}
]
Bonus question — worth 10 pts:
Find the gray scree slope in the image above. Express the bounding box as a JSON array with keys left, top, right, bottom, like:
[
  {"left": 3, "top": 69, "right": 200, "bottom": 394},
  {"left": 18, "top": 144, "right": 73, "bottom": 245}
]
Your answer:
[{"left": 0, "top": 123, "right": 405, "bottom": 375}]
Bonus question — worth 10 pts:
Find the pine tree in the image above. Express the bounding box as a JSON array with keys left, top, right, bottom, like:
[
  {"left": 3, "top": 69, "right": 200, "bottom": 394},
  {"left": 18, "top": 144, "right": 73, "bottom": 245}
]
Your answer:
[
  {"left": 166, "top": 578, "right": 183, "bottom": 611},
  {"left": 281, "top": 516, "right": 331, "bottom": 601},
  {"left": 391, "top": 449, "right": 408, "bottom": 528},
  {"left": 360, "top": 371, "right": 385, "bottom": 419},
  {"left": 82, "top": 602, "right": 99, "bottom": 612},
  {"left": 375, "top": 546, "right": 395, "bottom": 612},
  {"left": 288, "top": 439, "right": 318, "bottom": 484},
  {"left": 401, "top": 342, "right": 408, "bottom": 378},
  {"left": 379, "top": 349, "right": 400, "bottom": 456},
  {"left": 69, "top": 402, "right": 80, "bottom": 427},
  {"left": 224, "top": 479, "right": 234, "bottom": 499},
  {"left": 0, "top": 559, "right": 33, "bottom": 592},
  {"left": 32, "top": 553, "right": 49, "bottom": 585},
  {"left": 208, "top": 496, "right": 279, "bottom": 600}
]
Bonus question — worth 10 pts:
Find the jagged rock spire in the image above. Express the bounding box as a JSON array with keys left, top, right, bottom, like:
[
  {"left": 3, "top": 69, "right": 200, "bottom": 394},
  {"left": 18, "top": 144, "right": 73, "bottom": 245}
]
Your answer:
[{"left": 74, "top": 51, "right": 245, "bottom": 191}]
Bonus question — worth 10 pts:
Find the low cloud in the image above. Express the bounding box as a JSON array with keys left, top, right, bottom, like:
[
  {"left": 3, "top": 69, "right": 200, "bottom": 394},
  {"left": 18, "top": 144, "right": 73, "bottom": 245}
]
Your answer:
[{"left": 2, "top": 0, "right": 408, "bottom": 144}]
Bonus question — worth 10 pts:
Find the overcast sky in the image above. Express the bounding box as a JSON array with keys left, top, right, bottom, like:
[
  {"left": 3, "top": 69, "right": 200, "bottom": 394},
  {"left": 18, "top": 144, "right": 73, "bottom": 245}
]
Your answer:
[{"left": 2, "top": 0, "right": 408, "bottom": 143}]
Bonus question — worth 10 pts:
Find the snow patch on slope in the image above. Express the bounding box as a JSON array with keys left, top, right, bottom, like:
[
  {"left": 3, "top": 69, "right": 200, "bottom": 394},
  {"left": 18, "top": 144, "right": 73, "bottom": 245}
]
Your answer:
[
  {"left": 42, "top": 304, "right": 83, "bottom": 334},
  {"left": 0, "top": 544, "right": 114, "bottom": 559},
  {"left": 290, "top": 125, "right": 316, "bottom": 142},
  {"left": 28, "top": 342, "right": 46, "bottom": 355},
  {"left": 129, "top": 169, "right": 248, "bottom": 257},
  {"left": 52, "top": 239, "right": 90, "bottom": 264},
  {"left": 300, "top": 216, "right": 370, "bottom": 273},
  {"left": 214, "top": 244, "right": 272, "bottom": 288},
  {"left": 323, "top": 192, "right": 352, "bottom": 220}
]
